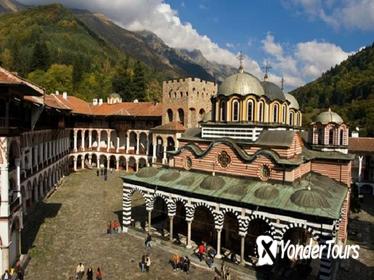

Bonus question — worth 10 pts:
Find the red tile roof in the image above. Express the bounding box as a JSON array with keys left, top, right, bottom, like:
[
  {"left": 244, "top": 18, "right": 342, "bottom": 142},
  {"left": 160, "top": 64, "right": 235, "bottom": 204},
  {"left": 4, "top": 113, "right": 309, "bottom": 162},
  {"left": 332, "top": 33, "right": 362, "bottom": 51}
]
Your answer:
[
  {"left": 151, "top": 121, "right": 185, "bottom": 132},
  {"left": 349, "top": 137, "right": 374, "bottom": 153},
  {"left": 54, "top": 95, "right": 93, "bottom": 114},
  {"left": 0, "top": 66, "right": 44, "bottom": 96}
]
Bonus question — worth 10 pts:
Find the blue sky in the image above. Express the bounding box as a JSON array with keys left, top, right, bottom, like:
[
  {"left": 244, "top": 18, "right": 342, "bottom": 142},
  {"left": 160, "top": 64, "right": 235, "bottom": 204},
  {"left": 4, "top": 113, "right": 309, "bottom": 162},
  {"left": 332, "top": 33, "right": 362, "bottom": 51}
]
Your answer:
[{"left": 20, "top": 0, "right": 374, "bottom": 90}]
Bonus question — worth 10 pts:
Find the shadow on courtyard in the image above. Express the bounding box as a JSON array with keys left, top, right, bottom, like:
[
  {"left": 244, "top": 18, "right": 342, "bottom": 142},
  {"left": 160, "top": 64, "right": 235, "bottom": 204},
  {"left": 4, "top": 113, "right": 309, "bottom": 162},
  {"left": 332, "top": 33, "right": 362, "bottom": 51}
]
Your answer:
[{"left": 21, "top": 202, "right": 62, "bottom": 253}]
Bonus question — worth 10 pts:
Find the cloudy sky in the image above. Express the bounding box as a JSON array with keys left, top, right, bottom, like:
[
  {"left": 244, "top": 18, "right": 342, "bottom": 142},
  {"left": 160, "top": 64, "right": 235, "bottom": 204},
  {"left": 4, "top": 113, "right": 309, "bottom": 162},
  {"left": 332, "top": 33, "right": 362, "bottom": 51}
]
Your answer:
[{"left": 19, "top": 0, "right": 374, "bottom": 91}]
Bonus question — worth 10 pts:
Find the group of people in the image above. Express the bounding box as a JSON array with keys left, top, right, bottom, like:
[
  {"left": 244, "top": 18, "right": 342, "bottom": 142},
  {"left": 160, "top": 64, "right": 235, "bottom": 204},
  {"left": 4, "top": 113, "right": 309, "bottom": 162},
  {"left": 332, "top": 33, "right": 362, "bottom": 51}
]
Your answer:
[
  {"left": 139, "top": 255, "right": 152, "bottom": 272},
  {"left": 169, "top": 255, "right": 191, "bottom": 273},
  {"left": 96, "top": 166, "right": 110, "bottom": 181},
  {"left": 196, "top": 242, "right": 217, "bottom": 268},
  {"left": 1, "top": 261, "right": 24, "bottom": 280},
  {"left": 106, "top": 220, "right": 120, "bottom": 234},
  {"left": 75, "top": 263, "right": 102, "bottom": 280}
]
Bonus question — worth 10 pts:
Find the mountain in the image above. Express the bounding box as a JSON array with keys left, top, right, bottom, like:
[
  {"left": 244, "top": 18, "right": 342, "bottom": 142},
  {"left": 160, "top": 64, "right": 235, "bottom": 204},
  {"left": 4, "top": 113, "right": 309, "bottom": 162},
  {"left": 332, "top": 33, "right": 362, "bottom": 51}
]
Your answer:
[
  {"left": 0, "top": 0, "right": 25, "bottom": 13},
  {"left": 291, "top": 43, "right": 374, "bottom": 136},
  {"left": 73, "top": 10, "right": 237, "bottom": 81}
]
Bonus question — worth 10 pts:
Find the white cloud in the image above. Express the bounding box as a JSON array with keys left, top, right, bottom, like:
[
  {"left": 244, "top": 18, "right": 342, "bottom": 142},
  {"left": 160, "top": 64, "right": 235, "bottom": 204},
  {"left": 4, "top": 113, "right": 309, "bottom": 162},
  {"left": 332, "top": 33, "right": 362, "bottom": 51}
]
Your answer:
[
  {"left": 262, "top": 34, "right": 352, "bottom": 89},
  {"left": 285, "top": 0, "right": 374, "bottom": 31},
  {"left": 19, "top": 0, "right": 261, "bottom": 76}
]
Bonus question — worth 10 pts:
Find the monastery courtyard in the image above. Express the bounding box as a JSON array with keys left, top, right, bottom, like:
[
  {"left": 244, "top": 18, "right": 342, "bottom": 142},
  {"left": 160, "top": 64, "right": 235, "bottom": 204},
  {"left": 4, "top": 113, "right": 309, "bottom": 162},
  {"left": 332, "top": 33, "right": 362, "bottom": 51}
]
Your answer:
[{"left": 21, "top": 170, "right": 219, "bottom": 280}]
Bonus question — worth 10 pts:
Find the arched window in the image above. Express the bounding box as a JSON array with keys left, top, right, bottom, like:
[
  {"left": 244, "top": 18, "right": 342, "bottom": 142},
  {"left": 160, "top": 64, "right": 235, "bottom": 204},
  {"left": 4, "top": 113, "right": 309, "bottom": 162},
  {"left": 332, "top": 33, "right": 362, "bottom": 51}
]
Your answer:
[
  {"left": 329, "top": 129, "right": 334, "bottom": 145},
  {"left": 167, "top": 109, "right": 173, "bottom": 122},
  {"left": 177, "top": 108, "right": 184, "bottom": 125},
  {"left": 340, "top": 129, "right": 344, "bottom": 145},
  {"left": 273, "top": 104, "right": 279, "bottom": 123},
  {"left": 258, "top": 101, "right": 264, "bottom": 122},
  {"left": 296, "top": 112, "right": 301, "bottom": 126},
  {"left": 232, "top": 100, "right": 239, "bottom": 121},
  {"left": 247, "top": 100, "right": 254, "bottom": 121},
  {"left": 220, "top": 101, "right": 226, "bottom": 121},
  {"left": 318, "top": 127, "right": 324, "bottom": 145},
  {"left": 289, "top": 112, "right": 294, "bottom": 126},
  {"left": 282, "top": 105, "right": 287, "bottom": 123}
]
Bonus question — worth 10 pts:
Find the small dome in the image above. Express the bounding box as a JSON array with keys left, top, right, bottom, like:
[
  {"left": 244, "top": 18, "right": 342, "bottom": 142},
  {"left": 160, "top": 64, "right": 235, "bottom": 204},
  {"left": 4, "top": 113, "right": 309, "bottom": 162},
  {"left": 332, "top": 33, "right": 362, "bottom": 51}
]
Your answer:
[
  {"left": 290, "top": 188, "right": 330, "bottom": 208},
  {"left": 254, "top": 184, "right": 279, "bottom": 200},
  {"left": 109, "top": 93, "right": 121, "bottom": 98},
  {"left": 159, "top": 171, "right": 180, "bottom": 182},
  {"left": 136, "top": 167, "right": 159, "bottom": 178},
  {"left": 261, "top": 81, "right": 285, "bottom": 101},
  {"left": 218, "top": 72, "right": 265, "bottom": 97},
  {"left": 177, "top": 176, "right": 195, "bottom": 186},
  {"left": 315, "top": 109, "right": 344, "bottom": 125},
  {"left": 285, "top": 93, "right": 299, "bottom": 110},
  {"left": 200, "top": 176, "right": 225, "bottom": 190}
]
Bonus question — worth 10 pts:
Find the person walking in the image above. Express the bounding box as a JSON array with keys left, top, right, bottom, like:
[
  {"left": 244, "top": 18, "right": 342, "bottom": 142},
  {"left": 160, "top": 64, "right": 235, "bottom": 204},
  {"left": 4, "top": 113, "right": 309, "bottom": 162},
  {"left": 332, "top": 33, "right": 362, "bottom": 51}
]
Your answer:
[
  {"left": 76, "top": 263, "right": 85, "bottom": 280},
  {"left": 145, "top": 255, "right": 151, "bottom": 272},
  {"left": 183, "top": 256, "right": 190, "bottom": 274},
  {"left": 145, "top": 234, "right": 152, "bottom": 248},
  {"left": 1, "top": 270, "right": 10, "bottom": 280},
  {"left": 140, "top": 255, "right": 146, "bottom": 272},
  {"left": 95, "top": 267, "right": 102, "bottom": 280},
  {"left": 86, "top": 267, "right": 93, "bottom": 280}
]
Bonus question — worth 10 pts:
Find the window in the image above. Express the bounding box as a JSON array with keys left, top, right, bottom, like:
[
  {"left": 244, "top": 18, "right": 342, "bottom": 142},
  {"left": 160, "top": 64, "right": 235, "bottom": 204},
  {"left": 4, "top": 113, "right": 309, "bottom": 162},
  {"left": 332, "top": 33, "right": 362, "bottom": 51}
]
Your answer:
[
  {"left": 318, "top": 128, "right": 324, "bottom": 145},
  {"left": 232, "top": 100, "right": 239, "bottom": 121},
  {"left": 258, "top": 101, "right": 264, "bottom": 122},
  {"left": 218, "top": 151, "right": 231, "bottom": 168},
  {"left": 340, "top": 129, "right": 344, "bottom": 145},
  {"left": 282, "top": 105, "right": 287, "bottom": 123},
  {"left": 273, "top": 104, "right": 279, "bottom": 123},
  {"left": 296, "top": 112, "right": 301, "bottom": 126},
  {"left": 167, "top": 109, "right": 173, "bottom": 122},
  {"left": 185, "top": 156, "right": 192, "bottom": 170},
  {"left": 220, "top": 101, "right": 226, "bottom": 121},
  {"left": 247, "top": 100, "right": 254, "bottom": 121},
  {"left": 259, "top": 165, "right": 271, "bottom": 181},
  {"left": 178, "top": 108, "right": 184, "bottom": 125},
  {"left": 289, "top": 112, "right": 294, "bottom": 126},
  {"left": 329, "top": 129, "right": 334, "bottom": 145}
]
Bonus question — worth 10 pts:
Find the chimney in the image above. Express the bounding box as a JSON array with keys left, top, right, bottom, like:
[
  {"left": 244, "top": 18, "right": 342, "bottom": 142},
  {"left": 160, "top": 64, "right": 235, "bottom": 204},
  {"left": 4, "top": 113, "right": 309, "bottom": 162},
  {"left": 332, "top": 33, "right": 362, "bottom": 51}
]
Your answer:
[
  {"left": 62, "top": 92, "right": 67, "bottom": 99},
  {"left": 93, "top": 99, "right": 98, "bottom": 106},
  {"left": 133, "top": 99, "right": 139, "bottom": 103},
  {"left": 55, "top": 90, "right": 59, "bottom": 95},
  {"left": 98, "top": 98, "right": 103, "bottom": 105}
]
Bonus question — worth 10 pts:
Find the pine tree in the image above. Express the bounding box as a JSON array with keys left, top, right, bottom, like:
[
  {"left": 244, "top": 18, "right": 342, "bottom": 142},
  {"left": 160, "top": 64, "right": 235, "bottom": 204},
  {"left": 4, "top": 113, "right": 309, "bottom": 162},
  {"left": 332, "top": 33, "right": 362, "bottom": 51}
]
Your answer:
[
  {"left": 30, "top": 39, "right": 50, "bottom": 72},
  {"left": 132, "top": 60, "right": 146, "bottom": 101},
  {"left": 112, "top": 57, "right": 133, "bottom": 101}
]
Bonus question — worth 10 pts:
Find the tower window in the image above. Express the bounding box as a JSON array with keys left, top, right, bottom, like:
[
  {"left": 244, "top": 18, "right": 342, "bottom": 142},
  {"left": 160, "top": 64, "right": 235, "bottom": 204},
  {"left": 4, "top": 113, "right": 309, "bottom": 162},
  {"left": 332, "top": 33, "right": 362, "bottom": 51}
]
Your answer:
[
  {"left": 247, "top": 100, "right": 254, "bottom": 121},
  {"left": 258, "top": 102, "right": 264, "bottom": 122},
  {"left": 232, "top": 100, "right": 239, "bottom": 121},
  {"left": 220, "top": 101, "right": 226, "bottom": 121},
  {"left": 329, "top": 129, "right": 334, "bottom": 145},
  {"left": 340, "top": 129, "right": 344, "bottom": 145},
  {"left": 273, "top": 104, "right": 279, "bottom": 123},
  {"left": 282, "top": 105, "right": 287, "bottom": 123}
]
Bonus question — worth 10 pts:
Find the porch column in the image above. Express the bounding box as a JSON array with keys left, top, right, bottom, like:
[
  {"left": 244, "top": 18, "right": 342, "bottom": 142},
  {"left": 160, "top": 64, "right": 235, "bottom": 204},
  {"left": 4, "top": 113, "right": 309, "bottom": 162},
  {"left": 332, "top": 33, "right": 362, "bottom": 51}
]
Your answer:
[
  {"left": 81, "top": 130, "right": 85, "bottom": 151},
  {"left": 73, "top": 157, "right": 77, "bottom": 171},
  {"left": 136, "top": 132, "right": 140, "bottom": 155},
  {"left": 107, "top": 156, "right": 110, "bottom": 170},
  {"left": 240, "top": 233, "right": 246, "bottom": 265},
  {"left": 135, "top": 158, "right": 139, "bottom": 172},
  {"left": 216, "top": 228, "right": 222, "bottom": 259},
  {"left": 88, "top": 130, "right": 92, "bottom": 149},
  {"left": 152, "top": 139, "right": 157, "bottom": 163},
  {"left": 81, "top": 157, "right": 85, "bottom": 169},
  {"left": 126, "top": 133, "right": 129, "bottom": 153},
  {"left": 116, "top": 137, "right": 120, "bottom": 153},
  {"left": 169, "top": 215, "right": 174, "bottom": 242},
  {"left": 146, "top": 134, "right": 150, "bottom": 155},
  {"left": 16, "top": 159, "right": 21, "bottom": 198},
  {"left": 88, "top": 155, "right": 92, "bottom": 165},
  {"left": 147, "top": 210, "right": 152, "bottom": 233},
  {"left": 358, "top": 155, "right": 364, "bottom": 182},
  {"left": 125, "top": 158, "right": 129, "bottom": 171},
  {"left": 97, "top": 130, "right": 101, "bottom": 152},
  {"left": 107, "top": 130, "right": 111, "bottom": 152},
  {"left": 116, "top": 159, "right": 119, "bottom": 171},
  {"left": 162, "top": 145, "right": 167, "bottom": 164},
  {"left": 0, "top": 163, "right": 9, "bottom": 218},
  {"left": 186, "top": 220, "right": 192, "bottom": 248},
  {"left": 73, "top": 130, "right": 77, "bottom": 152}
]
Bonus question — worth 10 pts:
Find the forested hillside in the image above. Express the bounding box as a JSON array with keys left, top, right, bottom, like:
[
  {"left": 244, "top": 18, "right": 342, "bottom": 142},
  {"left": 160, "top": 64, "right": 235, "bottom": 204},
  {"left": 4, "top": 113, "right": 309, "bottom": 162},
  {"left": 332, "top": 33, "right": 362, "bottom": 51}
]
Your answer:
[
  {"left": 0, "top": 4, "right": 164, "bottom": 102},
  {"left": 292, "top": 43, "right": 374, "bottom": 136}
]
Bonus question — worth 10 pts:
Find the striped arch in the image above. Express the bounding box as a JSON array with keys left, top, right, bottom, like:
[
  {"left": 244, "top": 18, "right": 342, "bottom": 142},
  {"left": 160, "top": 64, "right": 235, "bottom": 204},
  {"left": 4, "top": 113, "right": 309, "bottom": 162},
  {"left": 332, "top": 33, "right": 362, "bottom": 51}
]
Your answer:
[
  {"left": 220, "top": 207, "right": 241, "bottom": 231},
  {"left": 247, "top": 214, "right": 276, "bottom": 237},
  {"left": 280, "top": 222, "right": 320, "bottom": 241},
  {"left": 149, "top": 192, "right": 174, "bottom": 215},
  {"left": 122, "top": 186, "right": 150, "bottom": 228},
  {"left": 190, "top": 201, "right": 221, "bottom": 228}
]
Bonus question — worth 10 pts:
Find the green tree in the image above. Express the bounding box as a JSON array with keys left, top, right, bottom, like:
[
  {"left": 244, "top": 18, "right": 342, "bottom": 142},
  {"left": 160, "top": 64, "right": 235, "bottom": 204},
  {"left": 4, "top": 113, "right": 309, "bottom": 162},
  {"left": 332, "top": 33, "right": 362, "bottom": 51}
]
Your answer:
[
  {"left": 30, "top": 39, "right": 50, "bottom": 72},
  {"left": 131, "top": 60, "right": 146, "bottom": 101},
  {"left": 112, "top": 57, "right": 133, "bottom": 101},
  {"left": 145, "top": 79, "right": 161, "bottom": 102}
]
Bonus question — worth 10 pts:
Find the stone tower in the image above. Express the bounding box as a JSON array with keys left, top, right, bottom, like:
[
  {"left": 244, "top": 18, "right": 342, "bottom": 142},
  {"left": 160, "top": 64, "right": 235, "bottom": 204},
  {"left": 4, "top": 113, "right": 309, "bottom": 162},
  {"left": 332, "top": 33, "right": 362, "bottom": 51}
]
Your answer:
[{"left": 162, "top": 78, "right": 217, "bottom": 129}]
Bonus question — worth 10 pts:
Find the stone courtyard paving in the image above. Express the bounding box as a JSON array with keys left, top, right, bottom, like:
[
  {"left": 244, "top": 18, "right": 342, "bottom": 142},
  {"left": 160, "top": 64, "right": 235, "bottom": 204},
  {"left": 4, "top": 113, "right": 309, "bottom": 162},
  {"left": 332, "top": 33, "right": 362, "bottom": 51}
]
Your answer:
[
  {"left": 22, "top": 170, "right": 216, "bottom": 280},
  {"left": 337, "top": 196, "right": 374, "bottom": 280}
]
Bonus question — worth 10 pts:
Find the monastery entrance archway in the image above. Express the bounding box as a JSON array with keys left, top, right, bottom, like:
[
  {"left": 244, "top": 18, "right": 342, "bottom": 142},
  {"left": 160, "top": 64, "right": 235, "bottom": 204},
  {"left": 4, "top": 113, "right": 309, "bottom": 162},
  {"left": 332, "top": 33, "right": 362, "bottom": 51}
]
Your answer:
[
  {"left": 151, "top": 196, "right": 169, "bottom": 237},
  {"left": 191, "top": 206, "right": 215, "bottom": 245},
  {"left": 245, "top": 218, "right": 271, "bottom": 261},
  {"left": 222, "top": 212, "right": 240, "bottom": 255},
  {"left": 131, "top": 191, "right": 147, "bottom": 230}
]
